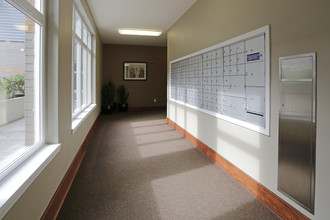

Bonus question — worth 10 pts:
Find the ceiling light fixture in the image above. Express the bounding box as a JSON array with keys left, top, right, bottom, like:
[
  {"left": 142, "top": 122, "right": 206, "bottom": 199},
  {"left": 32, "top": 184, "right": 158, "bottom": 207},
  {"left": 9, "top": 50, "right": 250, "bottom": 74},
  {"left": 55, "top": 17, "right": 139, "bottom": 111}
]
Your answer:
[{"left": 118, "top": 29, "right": 162, "bottom": 36}]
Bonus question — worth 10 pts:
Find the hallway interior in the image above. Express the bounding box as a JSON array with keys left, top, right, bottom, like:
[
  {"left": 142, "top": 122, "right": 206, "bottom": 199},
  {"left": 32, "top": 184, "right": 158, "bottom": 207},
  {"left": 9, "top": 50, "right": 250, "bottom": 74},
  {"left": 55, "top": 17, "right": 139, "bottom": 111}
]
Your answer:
[{"left": 57, "top": 110, "right": 279, "bottom": 219}]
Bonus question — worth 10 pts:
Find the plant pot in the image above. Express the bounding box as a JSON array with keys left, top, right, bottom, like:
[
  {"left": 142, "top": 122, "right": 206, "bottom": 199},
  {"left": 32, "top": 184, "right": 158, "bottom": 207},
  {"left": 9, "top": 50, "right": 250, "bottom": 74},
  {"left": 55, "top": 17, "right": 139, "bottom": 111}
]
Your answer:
[
  {"left": 118, "top": 103, "right": 128, "bottom": 112},
  {"left": 102, "top": 102, "right": 117, "bottom": 114}
]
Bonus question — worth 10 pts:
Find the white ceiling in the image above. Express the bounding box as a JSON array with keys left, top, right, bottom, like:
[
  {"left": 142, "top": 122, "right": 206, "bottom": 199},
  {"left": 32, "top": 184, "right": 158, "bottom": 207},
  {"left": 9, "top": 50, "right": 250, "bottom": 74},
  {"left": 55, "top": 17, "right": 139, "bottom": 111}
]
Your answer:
[{"left": 86, "top": 0, "right": 197, "bottom": 46}]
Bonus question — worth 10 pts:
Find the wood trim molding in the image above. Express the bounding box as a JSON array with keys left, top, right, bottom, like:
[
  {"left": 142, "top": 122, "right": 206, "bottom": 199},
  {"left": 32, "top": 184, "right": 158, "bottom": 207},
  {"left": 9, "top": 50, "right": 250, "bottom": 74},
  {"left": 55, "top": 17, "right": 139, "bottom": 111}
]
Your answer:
[
  {"left": 41, "top": 115, "right": 100, "bottom": 220},
  {"left": 128, "top": 106, "right": 166, "bottom": 112},
  {"left": 166, "top": 117, "right": 310, "bottom": 220}
]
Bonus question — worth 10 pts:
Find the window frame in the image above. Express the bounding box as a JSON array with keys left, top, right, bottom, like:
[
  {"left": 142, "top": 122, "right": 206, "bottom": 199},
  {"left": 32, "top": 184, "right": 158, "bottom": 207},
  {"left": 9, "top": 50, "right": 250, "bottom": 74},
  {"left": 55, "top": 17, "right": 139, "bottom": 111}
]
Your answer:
[
  {"left": 72, "top": 5, "right": 93, "bottom": 120},
  {"left": 0, "top": 0, "right": 60, "bottom": 218},
  {"left": 0, "top": 0, "right": 46, "bottom": 182}
]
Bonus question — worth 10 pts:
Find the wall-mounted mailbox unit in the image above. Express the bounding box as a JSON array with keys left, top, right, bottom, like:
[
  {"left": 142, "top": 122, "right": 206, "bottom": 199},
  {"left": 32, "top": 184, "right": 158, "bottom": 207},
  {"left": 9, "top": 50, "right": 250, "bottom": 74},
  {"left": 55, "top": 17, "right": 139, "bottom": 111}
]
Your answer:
[
  {"left": 170, "top": 26, "right": 270, "bottom": 135},
  {"left": 278, "top": 53, "right": 316, "bottom": 213}
]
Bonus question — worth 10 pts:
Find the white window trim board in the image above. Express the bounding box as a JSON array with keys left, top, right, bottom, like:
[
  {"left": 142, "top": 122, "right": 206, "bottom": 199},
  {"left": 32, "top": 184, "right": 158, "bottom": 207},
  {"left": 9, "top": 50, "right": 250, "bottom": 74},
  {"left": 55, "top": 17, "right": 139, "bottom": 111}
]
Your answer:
[{"left": 0, "top": 144, "right": 61, "bottom": 219}]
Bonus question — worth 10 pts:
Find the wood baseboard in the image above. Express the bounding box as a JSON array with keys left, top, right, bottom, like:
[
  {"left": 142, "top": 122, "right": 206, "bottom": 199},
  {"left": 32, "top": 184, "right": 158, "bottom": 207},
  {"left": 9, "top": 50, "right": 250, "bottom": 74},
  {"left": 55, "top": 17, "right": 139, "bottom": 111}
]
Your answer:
[
  {"left": 41, "top": 115, "right": 100, "bottom": 220},
  {"left": 166, "top": 117, "right": 310, "bottom": 220},
  {"left": 128, "top": 106, "right": 166, "bottom": 111}
]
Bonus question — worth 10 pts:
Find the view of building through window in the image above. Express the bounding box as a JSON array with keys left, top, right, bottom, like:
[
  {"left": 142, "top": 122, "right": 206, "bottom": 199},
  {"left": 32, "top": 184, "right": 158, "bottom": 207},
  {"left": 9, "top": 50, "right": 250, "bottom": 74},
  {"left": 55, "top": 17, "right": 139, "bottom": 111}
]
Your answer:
[{"left": 0, "top": 0, "right": 41, "bottom": 174}]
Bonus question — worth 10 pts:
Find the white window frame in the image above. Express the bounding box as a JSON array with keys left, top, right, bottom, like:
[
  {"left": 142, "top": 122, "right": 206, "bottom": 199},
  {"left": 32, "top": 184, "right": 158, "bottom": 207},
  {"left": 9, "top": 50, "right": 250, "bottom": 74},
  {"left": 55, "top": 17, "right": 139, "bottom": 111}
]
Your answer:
[
  {"left": 71, "top": 3, "right": 96, "bottom": 133},
  {"left": 0, "top": 0, "right": 60, "bottom": 218}
]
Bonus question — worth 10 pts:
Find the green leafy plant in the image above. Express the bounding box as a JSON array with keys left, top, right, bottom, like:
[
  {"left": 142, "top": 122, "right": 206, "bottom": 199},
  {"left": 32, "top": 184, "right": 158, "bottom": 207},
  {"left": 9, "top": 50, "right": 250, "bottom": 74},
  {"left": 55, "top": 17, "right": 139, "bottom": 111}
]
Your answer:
[
  {"left": 0, "top": 74, "right": 25, "bottom": 99},
  {"left": 117, "top": 85, "right": 129, "bottom": 104},
  {"left": 101, "top": 79, "right": 116, "bottom": 113}
]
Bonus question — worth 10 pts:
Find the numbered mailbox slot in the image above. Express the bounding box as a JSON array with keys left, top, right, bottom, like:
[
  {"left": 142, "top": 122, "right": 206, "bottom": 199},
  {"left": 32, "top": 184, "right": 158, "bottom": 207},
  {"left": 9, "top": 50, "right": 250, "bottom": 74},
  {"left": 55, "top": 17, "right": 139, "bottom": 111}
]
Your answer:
[
  {"left": 223, "top": 85, "right": 231, "bottom": 95},
  {"left": 246, "top": 87, "right": 265, "bottom": 114},
  {"left": 211, "top": 85, "right": 217, "bottom": 94},
  {"left": 216, "top": 48, "right": 223, "bottom": 58},
  {"left": 230, "top": 54, "right": 237, "bottom": 66},
  {"left": 230, "top": 66, "right": 237, "bottom": 75},
  {"left": 237, "top": 64, "right": 245, "bottom": 75},
  {"left": 206, "top": 52, "right": 212, "bottom": 61},
  {"left": 212, "top": 59, "right": 217, "bottom": 69},
  {"left": 210, "top": 93, "right": 216, "bottom": 103},
  {"left": 207, "top": 69, "right": 212, "bottom": 77},
  {"left": 215, "top": 85, "right": 223, "bottom": 94},
  {"left": 224, "top": 56, "right": 230, "bottom": 66},
  {"left": 202, "top": 69, "right": 207, "bottom": 77},
  {"left": 246, "top": 61, "right": 265, "bottom": 86},
  {"left": 216, "top": 92, "right": 223, "bottom": 103},
  {"left": 202, "top": 61, "right": 207, "bottom": 69},
  {"left": 216, "top": 58, "right": 223, "bottom": 68},
  {"left": 210, "top": 50, "right": 216, "bottom": 60},
  {"left": 206, "top": 60, "right": 212, "bottom": 69},
  {"left": 202, "top": 53, "right": 207, "bottom": 61},
  {"left": 230, "top": 41, "right": 245, "bottom": 55},
  {"left": 230, "top": 75, "right": 245, "bottom": 97},
  {"left": 224, "top": 46, "right": 230, "bottom": 57},
  {"left": 216, "top": 67, "right": 223, "bottom": 77},
  {"left": 224, "top": 75, "right": 230, "bottom": 86},
  {"left": 211, "top": 77, "right": 217, "bottom": 86},
  {"left": 203, "top": 85, "right": 211, "bottom": 94},
  {"left": 237, "top": 53, "right": 245, "bottom": 64},
  {"left": 224, "top": 66, "right": 230, "bottom": 76},
  {"left": 216, "top": 76, "right": 223, "bottom": 86}
]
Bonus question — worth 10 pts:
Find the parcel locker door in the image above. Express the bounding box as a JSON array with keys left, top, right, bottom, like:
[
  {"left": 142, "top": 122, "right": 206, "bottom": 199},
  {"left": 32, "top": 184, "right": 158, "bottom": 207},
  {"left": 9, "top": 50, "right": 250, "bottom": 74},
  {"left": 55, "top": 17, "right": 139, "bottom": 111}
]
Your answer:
[
  {"left": 246, "top": 87, "right": 265, "bottom": 114},
  {"left": 230, "top": 97, "right": 246, "bottom": 121},
  {"left": 246, "top": 62, "right": 265, "bottom": 86},
  {"left": 230, "top": 75, "right": 245, "bottom": 97},
  {"left": 246, "top": 35, "right": 264, "bottom": 62}
]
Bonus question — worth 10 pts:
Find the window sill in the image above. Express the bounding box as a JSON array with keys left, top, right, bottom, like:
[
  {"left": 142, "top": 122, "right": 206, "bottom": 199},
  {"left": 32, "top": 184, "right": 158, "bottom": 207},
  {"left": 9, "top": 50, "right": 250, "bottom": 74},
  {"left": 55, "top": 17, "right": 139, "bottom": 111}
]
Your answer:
[
  {"left": 0, "top": 143, "right": 61, "bottom": 219},
  {"left": 71, "top": 104, "right": 96, "bottom": 134}
]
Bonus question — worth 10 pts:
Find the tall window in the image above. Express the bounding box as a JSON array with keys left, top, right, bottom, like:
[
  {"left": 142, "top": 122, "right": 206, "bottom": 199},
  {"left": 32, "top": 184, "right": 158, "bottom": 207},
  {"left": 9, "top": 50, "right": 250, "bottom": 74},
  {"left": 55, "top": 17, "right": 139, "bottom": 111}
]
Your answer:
[
  {"left": 72, "top": 6, "right": 92, "bottom": 118},
  {"left": 0, "top": 0, "right": 44, "bottom": 179}
]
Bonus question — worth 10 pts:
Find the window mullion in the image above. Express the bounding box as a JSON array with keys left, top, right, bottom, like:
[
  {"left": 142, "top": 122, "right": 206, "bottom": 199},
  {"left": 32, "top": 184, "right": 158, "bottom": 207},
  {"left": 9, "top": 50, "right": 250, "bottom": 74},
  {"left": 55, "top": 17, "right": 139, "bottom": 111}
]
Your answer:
[{"left": 77, "top": 43, "right": 82, "bottom": 111}]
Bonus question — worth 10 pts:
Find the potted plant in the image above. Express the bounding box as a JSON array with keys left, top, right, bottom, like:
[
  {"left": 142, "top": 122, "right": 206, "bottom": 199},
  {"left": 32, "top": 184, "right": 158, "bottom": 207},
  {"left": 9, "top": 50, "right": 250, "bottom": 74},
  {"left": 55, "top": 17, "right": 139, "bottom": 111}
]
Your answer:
[
  {"left": 101, "top": 79, "right": 116, "bottom": 114},
  {"left": 117, "top": 85, "right": 129, "bottom": 112}
]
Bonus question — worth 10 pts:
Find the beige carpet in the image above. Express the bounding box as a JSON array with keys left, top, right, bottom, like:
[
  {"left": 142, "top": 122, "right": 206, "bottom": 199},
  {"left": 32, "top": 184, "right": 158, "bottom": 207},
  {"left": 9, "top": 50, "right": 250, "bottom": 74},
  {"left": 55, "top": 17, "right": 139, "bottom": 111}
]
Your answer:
[{"left": 57, "top": 110, "right": 280, "bottom": 220}]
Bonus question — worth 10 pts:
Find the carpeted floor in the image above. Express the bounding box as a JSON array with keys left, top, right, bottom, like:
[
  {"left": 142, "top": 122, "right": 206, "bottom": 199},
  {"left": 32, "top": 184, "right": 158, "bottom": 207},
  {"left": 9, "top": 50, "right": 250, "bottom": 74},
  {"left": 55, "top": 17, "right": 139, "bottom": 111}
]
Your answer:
[{"left": 57, "top": 110, "right": 280, "bottom": 220}]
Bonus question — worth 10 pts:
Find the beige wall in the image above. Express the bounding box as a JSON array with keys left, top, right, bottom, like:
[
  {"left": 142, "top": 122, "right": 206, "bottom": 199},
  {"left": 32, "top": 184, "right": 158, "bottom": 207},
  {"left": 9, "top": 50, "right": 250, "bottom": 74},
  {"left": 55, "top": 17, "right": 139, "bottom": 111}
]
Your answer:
[
  {"left": 3, "top": 0, "right": 102, "bottom": 219},
  {"left": 167, "top": 0, "right": 330, "bottom": 219},
  {"left": 103, "top": 44, "right": 167, "bottom": 108}
]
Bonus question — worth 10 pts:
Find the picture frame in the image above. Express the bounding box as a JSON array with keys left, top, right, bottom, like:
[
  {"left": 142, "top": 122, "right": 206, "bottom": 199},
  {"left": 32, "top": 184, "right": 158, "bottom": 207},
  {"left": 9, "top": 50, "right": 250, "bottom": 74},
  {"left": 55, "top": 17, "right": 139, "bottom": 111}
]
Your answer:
[{"left": 123, "top": 62, "right": 147, "bottom": 81}]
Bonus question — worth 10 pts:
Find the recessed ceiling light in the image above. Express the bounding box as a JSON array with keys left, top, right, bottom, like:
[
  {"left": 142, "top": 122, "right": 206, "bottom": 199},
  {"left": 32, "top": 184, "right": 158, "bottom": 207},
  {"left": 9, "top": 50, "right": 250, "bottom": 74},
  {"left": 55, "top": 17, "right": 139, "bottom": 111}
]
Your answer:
[{"left": 118, "top": 29, "right": 162, "bottom": 36}]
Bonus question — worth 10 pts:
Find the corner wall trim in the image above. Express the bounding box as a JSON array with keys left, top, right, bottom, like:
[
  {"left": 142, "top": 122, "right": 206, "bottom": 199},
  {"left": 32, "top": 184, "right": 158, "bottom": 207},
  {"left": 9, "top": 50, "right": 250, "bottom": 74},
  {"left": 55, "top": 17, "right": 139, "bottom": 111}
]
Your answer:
[
  {"left": 41, "top": 115, "right": 100, "bottom": 220},
  {"left": 166, "top": 117, "right": 310, "bottom": 220}
]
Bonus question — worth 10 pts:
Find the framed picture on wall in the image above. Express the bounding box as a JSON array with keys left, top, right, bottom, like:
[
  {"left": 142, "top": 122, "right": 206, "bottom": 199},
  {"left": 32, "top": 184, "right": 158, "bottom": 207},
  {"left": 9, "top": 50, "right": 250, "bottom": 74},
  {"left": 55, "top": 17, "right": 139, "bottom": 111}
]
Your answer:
[{"left": 123, "top": 62, "right": 147, "bottom": 81}]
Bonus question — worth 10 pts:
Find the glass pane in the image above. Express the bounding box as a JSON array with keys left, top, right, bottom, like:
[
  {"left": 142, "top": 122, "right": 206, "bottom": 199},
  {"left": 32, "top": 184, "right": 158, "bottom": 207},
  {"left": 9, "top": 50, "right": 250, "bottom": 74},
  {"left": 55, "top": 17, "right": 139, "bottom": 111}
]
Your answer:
[
  {"left": 74, "top": 9, "right": 81, "bottom": 38},
  {"left": 26, "top": 0, "right": 42, "bottom": 12},
  {"left": 87, "top": 52, "right": 91, "bottom": 104},
  {"left": 82, "top": 23, "right": 87, "bottom": 45},
  {"left": 81, "top": 47, "right": 87, "bottom": 106},
  {"left": 87, "top": 31, "right": 91, "bottom": 49},
  {"left": 0, "top": 0, "right": 41, "bottom": 171},
  {"left": 72, "top": 39, "right": 81, "bottom": 113}
]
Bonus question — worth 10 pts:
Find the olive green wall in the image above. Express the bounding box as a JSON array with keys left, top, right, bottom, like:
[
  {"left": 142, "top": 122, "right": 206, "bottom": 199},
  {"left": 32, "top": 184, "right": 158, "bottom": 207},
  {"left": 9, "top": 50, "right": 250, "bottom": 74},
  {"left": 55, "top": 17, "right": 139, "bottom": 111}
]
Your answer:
[{"left": 167, "top": 1, "right": 330, "bottom": 219}]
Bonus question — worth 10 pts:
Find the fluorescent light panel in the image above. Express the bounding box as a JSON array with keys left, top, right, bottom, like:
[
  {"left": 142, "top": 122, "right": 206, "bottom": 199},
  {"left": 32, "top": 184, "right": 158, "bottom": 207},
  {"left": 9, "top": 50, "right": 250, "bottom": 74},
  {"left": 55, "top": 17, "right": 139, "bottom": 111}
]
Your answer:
[{"left": 118, "top": 29, "right": 162, "bottom": 36}]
